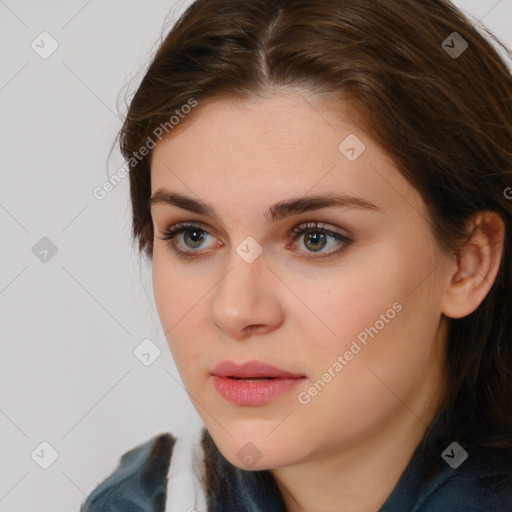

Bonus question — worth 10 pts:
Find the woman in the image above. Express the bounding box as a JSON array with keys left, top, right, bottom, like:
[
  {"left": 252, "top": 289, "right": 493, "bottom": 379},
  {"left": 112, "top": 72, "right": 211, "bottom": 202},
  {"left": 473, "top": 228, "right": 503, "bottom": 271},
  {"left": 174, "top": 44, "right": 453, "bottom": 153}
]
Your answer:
[{"left": 80, "top": 0, "right": 512, "bottom": 510}]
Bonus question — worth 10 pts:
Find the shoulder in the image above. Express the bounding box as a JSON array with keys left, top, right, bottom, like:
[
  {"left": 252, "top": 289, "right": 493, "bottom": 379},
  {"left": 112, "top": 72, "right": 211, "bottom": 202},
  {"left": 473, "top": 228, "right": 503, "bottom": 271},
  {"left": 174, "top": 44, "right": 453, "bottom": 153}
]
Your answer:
[
  {"left": 79, "top": 432, "right": 175, "bottom": 512},
  {"left": 412, "top": 447, "right": 512, "bottom": 511}
]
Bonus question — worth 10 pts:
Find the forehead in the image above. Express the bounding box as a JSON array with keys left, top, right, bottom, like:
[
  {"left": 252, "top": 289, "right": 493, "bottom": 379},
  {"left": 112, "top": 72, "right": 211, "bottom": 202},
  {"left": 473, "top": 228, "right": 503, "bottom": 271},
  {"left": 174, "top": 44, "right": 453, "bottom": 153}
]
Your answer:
[
  {"left": 151, "top": 92, "right": 367, "bottom": 179},
  {"left": 152, "top": 91, "right": 361, "bottom": 149}
]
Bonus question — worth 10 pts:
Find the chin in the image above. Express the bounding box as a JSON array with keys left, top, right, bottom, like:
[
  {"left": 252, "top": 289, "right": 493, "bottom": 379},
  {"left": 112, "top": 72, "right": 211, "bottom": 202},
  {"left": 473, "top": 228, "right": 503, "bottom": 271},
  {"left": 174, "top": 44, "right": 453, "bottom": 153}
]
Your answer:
[{"left": 209, "top": 425, "right": 305, "bottom": 471}]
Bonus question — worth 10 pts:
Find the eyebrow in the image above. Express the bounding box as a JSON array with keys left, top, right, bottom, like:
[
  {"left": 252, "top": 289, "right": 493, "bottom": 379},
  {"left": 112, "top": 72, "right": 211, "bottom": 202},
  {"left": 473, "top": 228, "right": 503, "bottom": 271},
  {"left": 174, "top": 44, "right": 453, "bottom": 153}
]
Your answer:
[{"left": 149, "top": 189, "right": 382, "bottom": 222}]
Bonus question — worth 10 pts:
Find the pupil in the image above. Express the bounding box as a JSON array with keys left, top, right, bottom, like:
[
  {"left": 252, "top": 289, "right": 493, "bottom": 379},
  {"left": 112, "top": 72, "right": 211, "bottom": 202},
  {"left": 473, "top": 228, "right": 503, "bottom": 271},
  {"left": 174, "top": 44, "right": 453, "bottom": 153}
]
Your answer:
[
  {"left": 185, "top": 230, "right": 206, "bottom": 248},
  {"left": 305, "top": 231, "right": 326, "bottom": 252}
]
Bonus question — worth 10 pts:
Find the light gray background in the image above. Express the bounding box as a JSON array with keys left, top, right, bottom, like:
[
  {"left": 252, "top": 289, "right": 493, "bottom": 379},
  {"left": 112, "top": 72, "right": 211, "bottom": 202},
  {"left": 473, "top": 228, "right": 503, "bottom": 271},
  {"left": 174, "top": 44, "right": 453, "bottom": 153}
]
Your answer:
[{"left": 0, "top": 1, "right": 511, "bottom": 510}]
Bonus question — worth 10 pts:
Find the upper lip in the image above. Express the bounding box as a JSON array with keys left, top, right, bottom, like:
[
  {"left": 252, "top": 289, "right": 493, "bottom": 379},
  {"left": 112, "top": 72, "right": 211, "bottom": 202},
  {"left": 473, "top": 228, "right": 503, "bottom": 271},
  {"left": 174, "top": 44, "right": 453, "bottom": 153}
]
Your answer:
[{"left": 211, "top": 360, "right": 305, "bottom": 379}]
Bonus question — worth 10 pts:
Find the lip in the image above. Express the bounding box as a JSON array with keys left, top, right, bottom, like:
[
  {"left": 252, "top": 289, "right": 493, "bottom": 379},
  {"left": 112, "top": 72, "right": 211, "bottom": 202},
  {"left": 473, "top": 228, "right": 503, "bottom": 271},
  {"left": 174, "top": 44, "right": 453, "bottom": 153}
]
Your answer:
[
  {"left": 211, "top": 360, "right": 305, "bottom": 379},
  {"left": 211, "top": 360, "right": 306, "bottom": 406}
]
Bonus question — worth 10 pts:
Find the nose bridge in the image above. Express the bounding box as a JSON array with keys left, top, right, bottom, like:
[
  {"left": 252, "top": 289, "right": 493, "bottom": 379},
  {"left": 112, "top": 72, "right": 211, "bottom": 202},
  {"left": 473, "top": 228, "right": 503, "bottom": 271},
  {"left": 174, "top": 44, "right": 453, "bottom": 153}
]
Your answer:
[
  {"left": 209, "top": 239, "right": 281, "bottom": 335},
  {"left": 216, "top": 238, "right": 268, "bottom": 307}
]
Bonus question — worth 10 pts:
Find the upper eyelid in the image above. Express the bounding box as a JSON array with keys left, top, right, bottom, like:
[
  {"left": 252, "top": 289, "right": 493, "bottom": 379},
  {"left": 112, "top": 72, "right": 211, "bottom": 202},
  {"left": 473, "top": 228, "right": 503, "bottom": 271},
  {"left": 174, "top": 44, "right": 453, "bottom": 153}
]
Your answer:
[{"left": 162, "top": 220, "right": 347, "bottom": 238}]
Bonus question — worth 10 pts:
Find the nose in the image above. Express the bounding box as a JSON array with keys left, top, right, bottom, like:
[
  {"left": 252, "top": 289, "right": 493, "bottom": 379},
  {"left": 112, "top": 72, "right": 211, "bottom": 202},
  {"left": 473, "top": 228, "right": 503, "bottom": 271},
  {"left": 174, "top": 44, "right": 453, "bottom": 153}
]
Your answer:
[{"left": 208, "top": 248, "right": 285, "bottom": 340}]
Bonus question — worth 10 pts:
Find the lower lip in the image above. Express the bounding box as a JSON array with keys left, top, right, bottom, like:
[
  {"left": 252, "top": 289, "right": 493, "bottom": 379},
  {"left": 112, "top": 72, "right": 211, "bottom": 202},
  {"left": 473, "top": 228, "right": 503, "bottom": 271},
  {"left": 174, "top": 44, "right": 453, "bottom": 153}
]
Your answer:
[{"left": 212, "top": 376, "right": 306, "bottom": 406}]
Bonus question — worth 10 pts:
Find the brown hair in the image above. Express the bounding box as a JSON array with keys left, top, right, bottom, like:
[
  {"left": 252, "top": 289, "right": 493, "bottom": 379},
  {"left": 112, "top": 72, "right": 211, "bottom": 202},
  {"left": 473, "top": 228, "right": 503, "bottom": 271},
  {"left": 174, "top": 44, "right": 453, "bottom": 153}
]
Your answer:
[{"left": 116, "top": 0, "right": 512, "bottom": 478}]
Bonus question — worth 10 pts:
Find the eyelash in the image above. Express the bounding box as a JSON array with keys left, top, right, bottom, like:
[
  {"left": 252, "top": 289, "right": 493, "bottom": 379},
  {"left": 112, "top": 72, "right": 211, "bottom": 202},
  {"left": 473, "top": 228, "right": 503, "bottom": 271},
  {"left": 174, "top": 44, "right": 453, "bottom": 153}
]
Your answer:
[{"left": 157, "top": 221, "right": 353, "bottom": 261}]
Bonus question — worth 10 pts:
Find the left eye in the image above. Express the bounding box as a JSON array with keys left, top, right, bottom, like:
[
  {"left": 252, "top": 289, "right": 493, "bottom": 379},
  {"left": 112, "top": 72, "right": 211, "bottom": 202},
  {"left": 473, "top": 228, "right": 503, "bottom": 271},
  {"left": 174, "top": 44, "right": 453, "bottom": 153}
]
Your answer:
[{"left": 157, "top": 221, "right": 353, "bottom": 260}]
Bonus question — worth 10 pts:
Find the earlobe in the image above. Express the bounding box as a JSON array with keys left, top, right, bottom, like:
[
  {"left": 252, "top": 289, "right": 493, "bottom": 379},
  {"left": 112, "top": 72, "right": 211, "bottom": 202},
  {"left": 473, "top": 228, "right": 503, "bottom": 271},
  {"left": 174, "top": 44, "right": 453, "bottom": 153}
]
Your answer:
[{"left": 441, "top": 211, "right": 505, "bottom": 319}]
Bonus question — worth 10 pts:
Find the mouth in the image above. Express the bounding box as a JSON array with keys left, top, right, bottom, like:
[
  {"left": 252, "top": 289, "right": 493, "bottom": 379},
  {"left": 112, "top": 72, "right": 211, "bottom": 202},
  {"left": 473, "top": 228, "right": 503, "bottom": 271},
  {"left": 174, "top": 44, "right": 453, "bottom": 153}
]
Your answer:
[{"left": 211, "top": 360, "right": 306, "bottom": 406}]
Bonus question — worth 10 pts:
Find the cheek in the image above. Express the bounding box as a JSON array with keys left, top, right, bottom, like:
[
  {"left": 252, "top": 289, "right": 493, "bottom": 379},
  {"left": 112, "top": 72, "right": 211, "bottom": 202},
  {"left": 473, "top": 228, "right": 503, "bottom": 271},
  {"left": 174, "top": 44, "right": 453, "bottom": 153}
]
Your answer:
[
  {"left": 296, "top": 256, "right": 443, "bottom": 417},
  {"left": 294, "top": 235, "right": 440, "bottom": 379},
  {"left": 152, "top": 248, "right": 204, "bottom": 321},
  {"left": 294, "top": 258, "right": 407, "bottom": 350},
  {"left": 152, "top": 254, "right": 208, "bottom": 363}
]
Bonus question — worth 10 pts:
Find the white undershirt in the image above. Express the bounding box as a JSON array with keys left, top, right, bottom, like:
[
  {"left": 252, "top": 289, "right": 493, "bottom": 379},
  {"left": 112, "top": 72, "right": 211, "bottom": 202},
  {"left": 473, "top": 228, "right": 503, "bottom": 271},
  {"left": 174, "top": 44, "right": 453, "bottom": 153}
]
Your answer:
[{"left": 165, "top": 422, "right": 209, "bottom": 512}]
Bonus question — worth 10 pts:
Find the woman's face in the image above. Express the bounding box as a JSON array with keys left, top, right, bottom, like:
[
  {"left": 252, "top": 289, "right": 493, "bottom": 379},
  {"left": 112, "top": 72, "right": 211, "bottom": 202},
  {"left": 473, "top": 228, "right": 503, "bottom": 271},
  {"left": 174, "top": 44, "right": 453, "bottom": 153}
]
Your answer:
[{"left": 149, "top": 91, "right": 453, "bottom": 470}]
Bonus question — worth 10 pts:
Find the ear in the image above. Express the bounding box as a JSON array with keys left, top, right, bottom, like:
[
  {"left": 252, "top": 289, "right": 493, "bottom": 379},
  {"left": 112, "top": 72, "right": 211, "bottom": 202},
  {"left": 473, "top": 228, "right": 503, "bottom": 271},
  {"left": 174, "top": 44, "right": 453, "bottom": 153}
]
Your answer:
[{"left": 441, "top": 211, "right": 505, "bottom": 319}]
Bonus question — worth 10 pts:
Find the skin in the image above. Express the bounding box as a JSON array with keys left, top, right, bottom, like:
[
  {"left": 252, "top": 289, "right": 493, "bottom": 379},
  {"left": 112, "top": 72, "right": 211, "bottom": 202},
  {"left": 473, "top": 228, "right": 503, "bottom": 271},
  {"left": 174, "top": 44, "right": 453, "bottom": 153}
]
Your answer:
[{"left": 149, "top": 90, "right": 505, "bottom": 512}]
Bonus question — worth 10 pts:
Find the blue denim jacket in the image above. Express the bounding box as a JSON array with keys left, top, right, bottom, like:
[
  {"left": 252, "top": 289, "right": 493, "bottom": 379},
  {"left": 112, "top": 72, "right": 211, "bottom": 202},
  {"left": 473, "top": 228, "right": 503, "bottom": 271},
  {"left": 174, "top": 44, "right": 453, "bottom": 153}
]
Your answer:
[{"left": 80, "top": 411, "right": 512, "bottom": 511}]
